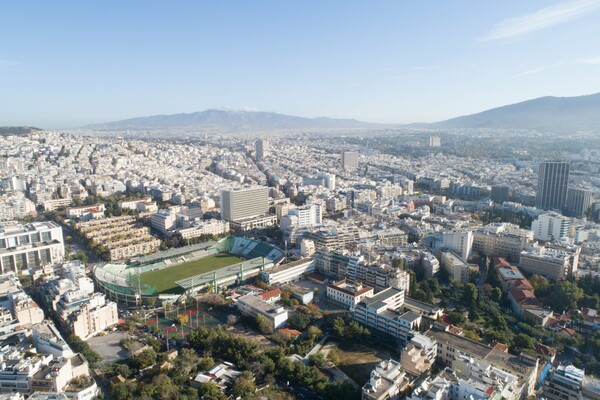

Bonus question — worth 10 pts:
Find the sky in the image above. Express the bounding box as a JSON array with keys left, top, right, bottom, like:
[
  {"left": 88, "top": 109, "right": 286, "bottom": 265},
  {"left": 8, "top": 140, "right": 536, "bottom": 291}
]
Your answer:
[{"left": 1, "top": 1, "right": 600, "bottom": 128}]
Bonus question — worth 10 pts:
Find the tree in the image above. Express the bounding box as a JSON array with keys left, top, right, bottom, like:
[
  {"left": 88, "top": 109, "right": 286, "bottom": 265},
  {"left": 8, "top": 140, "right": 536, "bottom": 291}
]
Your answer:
[
  {"left": 198, "top": 357, "right": 215, "bottom": 371},
  {"left": 392, "top": 257, "right": 404, "bottom": 269},
  {"left": 333, "top": 317, "right": 346, "bottom": 337},
  {"left": 232, "top": 371, "right": 256, "bottom": 397},
  {"left": 462, "top": 283, "right": 478, "bottom": 306},
  {"left": 256, "top": 314, "right": 274, "bottom": 335},
  {"left": 136, "top": 348, "right": 157, "bottom": 369},
  {"left": 512, "top": 333, "right": 535, "bottom": 351},
  {"left": 111, "top": 382, "right": 132, "bottom": 400},
  {"left": 309, "top": 353, "right": 326, "bottom": 368},
  {"left": 67, "top": 334, "right": 101, "bottom": 366},
  {"left": 227, "top": 314, "right": 238, "bottom": 326},
  {"left": 201, "top": 381, "right": 222, "bottom": 398},
  {"left": 288, "top": 313, "right": 311, "bottom": 330},
  {"left": 546, "top": 281, "right": 584, "bottom": 313},
  {"left": 174, "top": 313, "right": 189, "bottom": 326},
  {"left": 490, "top": 287, "right": 502, "bottom": 303},
  {"left": 307, "top": 325, "right": 323, "bottom": 342},
  {"left": 530, "top": 275, "right": 550, "bottom": 296},
  {"left": 327, "top": 349, "right": 340, "bottom": 365},
  {"left": 175, "top": 348, "right": 200, "bottom": 377}
]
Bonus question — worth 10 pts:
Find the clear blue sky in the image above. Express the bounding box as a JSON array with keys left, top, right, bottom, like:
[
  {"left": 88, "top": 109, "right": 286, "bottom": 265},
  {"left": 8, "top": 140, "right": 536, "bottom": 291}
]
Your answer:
[{"left": 2, "top": 1, "right": 600, "bottom": 128}]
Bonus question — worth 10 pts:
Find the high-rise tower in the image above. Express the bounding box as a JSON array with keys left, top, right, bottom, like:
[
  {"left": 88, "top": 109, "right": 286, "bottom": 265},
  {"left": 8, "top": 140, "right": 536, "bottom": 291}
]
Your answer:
[{"left": 535, "top": 162, "right": 570, "bottom": 211}]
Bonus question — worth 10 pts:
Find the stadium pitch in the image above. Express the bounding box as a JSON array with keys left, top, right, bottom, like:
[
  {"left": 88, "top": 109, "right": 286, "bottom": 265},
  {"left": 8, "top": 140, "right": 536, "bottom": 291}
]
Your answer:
[{"left": 139, "top": 253, "right": 244, "bottom": 294}]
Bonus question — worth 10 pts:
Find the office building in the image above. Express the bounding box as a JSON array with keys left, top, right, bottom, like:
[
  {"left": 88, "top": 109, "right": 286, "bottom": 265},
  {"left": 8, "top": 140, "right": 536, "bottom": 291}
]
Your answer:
[
  {"left": 472, "top": 223, "right": 533, "bottom": 263},
  {"left": 0, "top": 221, "right": 65, "bottom": 274},
  {"left": 256, "top": 139, "right": 269, "bottom": 160},
  {"left": 491, "top": 185, "right": 510, "bottom": 203},
  {"left": 531, "top": 212, "right": 572, "bottom": 242},
  {"left": 220, "top": 186, "right": 269, "bottom": 222},
  {"left": 428, "top": 136, "right": 441, "bottom": 147},
  {"left": 565, "top": 188, "right": 592, "bottom": 218},
  {"left": 536, "top": 161, "right": 570, "bottom": 211},
  {"left": 519, "top": 245, "right": 580, "bottom": 280},
  {"left": 342, "top": 151, "right": 359, "bottom": 171}
]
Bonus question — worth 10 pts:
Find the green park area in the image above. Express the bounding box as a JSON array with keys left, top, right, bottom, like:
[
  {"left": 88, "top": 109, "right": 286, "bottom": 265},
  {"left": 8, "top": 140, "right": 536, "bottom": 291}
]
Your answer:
[{"left": 139, "top": 253, "right": 244, "bottom": 294}]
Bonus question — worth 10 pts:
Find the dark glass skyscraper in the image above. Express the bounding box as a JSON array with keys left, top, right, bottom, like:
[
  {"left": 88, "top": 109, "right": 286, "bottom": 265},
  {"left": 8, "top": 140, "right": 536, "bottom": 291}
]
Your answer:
[{"left": 535, "top": 161, "right": 570, "bottom": 211}]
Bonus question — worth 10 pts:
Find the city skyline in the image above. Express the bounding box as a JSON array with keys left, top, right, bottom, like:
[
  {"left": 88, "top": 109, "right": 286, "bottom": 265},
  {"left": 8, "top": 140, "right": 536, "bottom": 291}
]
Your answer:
[{"left": 2, "top": 1, "right": 600, "bottom": 128}]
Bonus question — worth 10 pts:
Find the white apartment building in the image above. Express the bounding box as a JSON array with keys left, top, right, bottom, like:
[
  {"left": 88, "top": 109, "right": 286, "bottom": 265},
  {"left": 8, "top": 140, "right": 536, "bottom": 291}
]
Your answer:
[
  {"left": 178, "top": 220, "right": 230, "bottom": 240},
  {"left": 260, "top": 258, "right": 314, "bottom": 285},
  {"left": 280, "top": 204, "right": 322, "bottom": 233},
  {"left": 362, "top": 359, "right": 409, "bottom": 400},
  {"left": 151, "top": 209, "right": 178, "bottom": 235},
  {"left": 400, "top": 333, "right": 437, "bottom": 378},
  {"left": 428, "top": 329, "right": 538, "bottom": 397},
  {"left": 353, "top": 287, "right": 420, "bottom": 345},
  {"left": 542, "top": 365, "right": 585, "bottom": 400},
  {"left": 236, "top": 294, "right": 288, "bottom": 329},
  {"left": 66, "top": 204, "right": 106, "bottom": 220},
  {"left": 31, "top": 321, "right": 74, "bottom": 358},
  {"left": 42, "top": 262, "right": 118, "bottom": 339},
  {"left": 532, "top": 212, "right": 572, "bottom": 242},
  {"left": 0, "top": 221, "right": 64, "bottom": 274},
  {"left": 440, "top": 231, "right": 473, "bottom": 260}
]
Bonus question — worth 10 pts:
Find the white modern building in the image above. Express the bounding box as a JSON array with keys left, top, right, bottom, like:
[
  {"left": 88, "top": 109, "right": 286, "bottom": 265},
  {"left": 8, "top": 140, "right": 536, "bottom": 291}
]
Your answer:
[
  {"left": 220, "top": 186, "right": 269, "bottom": 222},
  {"left": 353, "top": 287, "right": 420, "bottom": 345},
  {"left": 362, "top": 359, "right": 409, "bottom": 400},
  {"left": 236, "top": 294, "right": 288, "bottom": 329},
  {"left": 0, "top": 221, "right": 64, "bottom": 274},
  {"left": 532, "top": 212, "right": 572, "bottom": 242}
]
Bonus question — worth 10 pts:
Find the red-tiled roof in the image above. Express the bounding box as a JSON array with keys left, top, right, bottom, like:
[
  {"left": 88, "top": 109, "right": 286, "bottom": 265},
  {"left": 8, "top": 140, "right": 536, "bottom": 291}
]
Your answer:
[{"left": 259, "top": 289, "right": 282, "bottom": 301}]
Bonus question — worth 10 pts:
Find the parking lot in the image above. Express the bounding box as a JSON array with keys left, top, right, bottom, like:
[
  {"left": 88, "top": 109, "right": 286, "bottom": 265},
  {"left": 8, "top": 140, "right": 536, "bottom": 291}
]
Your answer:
[{"left": 88, "top": 331, "right": 130, "bottom": 365}]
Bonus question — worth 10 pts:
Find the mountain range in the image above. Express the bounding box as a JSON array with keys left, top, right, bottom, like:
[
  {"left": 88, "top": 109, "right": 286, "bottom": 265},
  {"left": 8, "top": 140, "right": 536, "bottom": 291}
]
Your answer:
[{"left": 84, "top": 92, "right": 600, "bottom": 133}]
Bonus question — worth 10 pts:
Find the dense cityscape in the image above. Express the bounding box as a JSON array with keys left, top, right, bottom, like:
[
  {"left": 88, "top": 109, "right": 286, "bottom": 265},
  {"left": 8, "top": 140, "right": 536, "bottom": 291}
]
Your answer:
[
  {"left": 0, "top": 125, "right": 598, "bottom": 400},
  {"left": 3, "top": 1, "right": 600, "bottom": 399}
]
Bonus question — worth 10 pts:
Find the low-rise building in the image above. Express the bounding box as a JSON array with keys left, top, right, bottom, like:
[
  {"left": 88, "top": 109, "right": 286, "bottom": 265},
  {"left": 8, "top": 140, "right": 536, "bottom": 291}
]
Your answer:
[
  {"left": 237, "top": 294, "right": 288, "bottom": 329},
  {"left": 400, "top": 333, "right": 437, "bottom": 378},
  {"left": 353, "top": 288, "right": 420, "bottom": 345},
  {"left": 327, "top": 279, "right": 374, "bottom": 309},
  {"left": 361, "top": 359, "right": 409, "bottom": 400}
]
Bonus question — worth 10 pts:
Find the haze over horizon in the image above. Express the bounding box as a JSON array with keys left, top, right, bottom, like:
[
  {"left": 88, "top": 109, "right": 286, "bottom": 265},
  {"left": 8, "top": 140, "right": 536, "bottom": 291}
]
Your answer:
[{"left": 2, "top": 1, "right": 600, "bottom": 128}]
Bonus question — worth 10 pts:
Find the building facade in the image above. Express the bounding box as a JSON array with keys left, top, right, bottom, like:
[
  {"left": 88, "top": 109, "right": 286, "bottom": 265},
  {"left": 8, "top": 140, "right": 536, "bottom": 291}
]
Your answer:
[
  {"left": 220, "top": 186, "right": 269, "bottom": 222},
  {"left": 536, "top": 161, "right": 570, "bottom": 211},
  {"left": 0, "top": 221, "right": 64, "bottom": 274}
]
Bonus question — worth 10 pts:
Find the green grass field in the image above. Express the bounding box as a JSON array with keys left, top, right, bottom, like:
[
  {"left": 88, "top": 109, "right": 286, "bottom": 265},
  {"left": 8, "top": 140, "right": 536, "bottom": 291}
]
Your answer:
[{"left": 139, "top": 253, "right": 244, "bottom": 294}]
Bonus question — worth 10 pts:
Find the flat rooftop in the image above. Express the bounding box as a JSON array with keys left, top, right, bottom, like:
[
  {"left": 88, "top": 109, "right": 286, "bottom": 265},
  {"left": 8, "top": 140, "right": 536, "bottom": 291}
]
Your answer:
[
  {"left": 362, "top": 287, "right": 403, "bottom": 305},
  {"left": 428, "top": 329, "right": 492, "bottom": 359},
  {"left": 237, "top": 294, "right": 286, "bottom": 316}
]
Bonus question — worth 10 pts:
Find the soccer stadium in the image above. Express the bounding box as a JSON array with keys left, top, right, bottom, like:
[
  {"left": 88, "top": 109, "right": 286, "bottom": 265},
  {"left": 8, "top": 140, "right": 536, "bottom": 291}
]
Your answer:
[{"left": 93, "top": 236, "right": 284, "bottom": 307}]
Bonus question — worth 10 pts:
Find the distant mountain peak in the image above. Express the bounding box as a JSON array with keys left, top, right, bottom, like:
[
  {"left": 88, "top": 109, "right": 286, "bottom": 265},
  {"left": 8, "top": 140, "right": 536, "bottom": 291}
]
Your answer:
[
  {"left": 85, "top": 109, "right": 379, "bottom": 132},
  {"left": 428, "top": 92, "right": 600, "bottom": 131}
]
